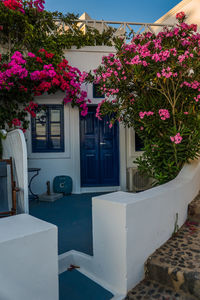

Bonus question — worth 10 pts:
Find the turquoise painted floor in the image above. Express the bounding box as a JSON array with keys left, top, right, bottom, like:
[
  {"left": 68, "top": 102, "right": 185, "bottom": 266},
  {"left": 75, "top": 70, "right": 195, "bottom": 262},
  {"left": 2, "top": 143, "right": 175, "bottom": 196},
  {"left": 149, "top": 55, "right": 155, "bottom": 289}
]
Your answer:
[
  {"left": 29, "top": 193, "right": 103, "bottom": 255},
  {"left": 59, "top": 270, "right": 113, "bottom": 300},
  {"left": 29, "top": 193, "right": 113, "bottom": 300}
]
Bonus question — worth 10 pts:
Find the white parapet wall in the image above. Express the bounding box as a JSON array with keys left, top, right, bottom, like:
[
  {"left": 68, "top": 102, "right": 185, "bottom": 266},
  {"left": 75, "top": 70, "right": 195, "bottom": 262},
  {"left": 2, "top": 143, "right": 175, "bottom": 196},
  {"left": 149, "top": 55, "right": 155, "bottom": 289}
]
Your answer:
[
  {"left": 0, "top": 214, "right": 58, "bottom": 300},
  {"left": 59, "top": 158, "right": 200, "bottom": 298},
  {"left": 2, "top": 129, "right": 28, "bottom": 213}
]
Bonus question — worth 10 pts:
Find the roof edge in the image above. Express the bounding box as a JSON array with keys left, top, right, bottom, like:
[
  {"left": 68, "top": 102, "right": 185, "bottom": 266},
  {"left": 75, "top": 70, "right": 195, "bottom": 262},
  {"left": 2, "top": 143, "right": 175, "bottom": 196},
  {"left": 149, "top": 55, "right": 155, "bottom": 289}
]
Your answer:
[{"left": 155, "top": 0, "right": 192, "bottom": 24}]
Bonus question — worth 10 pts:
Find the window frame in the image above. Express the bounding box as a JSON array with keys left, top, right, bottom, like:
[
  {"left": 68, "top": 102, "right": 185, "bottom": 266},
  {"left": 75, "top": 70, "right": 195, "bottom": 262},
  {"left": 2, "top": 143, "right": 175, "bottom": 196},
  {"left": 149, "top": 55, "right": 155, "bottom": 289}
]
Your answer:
[{"left": 31, "top": 104, "right": 64, "bottom": 153}]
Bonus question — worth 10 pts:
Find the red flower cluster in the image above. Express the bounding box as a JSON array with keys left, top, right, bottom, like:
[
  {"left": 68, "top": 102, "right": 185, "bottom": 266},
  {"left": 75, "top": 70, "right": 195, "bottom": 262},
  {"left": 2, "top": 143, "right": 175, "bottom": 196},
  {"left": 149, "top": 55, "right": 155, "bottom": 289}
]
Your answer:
[
  {"left": 2, "top": 0, "right": 45, "bottom": 13},
  {"left": 24, "top": 101, "right": 38, "bottom": 118},
  {"left": 176, "top": 11, "right": 185, "bottom": 21},
  {"left": 3, "top": 0, "right": 25, "bottom": 13}
]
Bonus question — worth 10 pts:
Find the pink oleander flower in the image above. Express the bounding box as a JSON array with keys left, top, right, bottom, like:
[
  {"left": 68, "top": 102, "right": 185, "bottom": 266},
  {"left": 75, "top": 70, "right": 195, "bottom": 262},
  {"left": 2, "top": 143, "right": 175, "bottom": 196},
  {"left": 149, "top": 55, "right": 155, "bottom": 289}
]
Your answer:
[
  {"left": 139, "top": 111, "right": 154, "bottom": 119},
  {"left": 170, "top": 133, "right": 183, "bottom": 144},
  {"left": 189, "top": 24, "right": 197, "bottom": 32},
  {"left": 96, "top": 99, "right": 105, "bottom": 120},
  {"left": 176, "top": 12, "right": 185, "bottom": 20},
  {"left": 79, "top": 71, "right": 88, "bottom": 83},
  {"left": 159, "top": 109, "right": 170, "bottom": 120},
  {"left": 194, "top": 94, "right": 200, "bottom": 102}
]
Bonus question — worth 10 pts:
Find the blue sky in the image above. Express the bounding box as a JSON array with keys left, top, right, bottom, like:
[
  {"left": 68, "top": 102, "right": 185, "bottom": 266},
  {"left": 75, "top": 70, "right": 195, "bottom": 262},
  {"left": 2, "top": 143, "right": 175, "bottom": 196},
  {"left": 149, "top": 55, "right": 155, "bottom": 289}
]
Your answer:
[{"left": 45, "top": 0, "right": 181, "bottom": 23}]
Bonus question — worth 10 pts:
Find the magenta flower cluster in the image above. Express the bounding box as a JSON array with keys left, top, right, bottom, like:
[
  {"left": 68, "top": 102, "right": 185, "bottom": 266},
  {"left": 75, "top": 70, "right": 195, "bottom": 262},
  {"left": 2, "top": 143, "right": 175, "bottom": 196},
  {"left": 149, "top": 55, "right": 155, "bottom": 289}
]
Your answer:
[
  {"left": 157, "top": 67, "right": 177, "bottom": 79},
  {"left": 139, "top": 111, "right": 154, "bottom": 119},
  {"left": 0, "top": 50, "right": 90, "bottom": 128},
  {"left": 170, "top": 133, "right": 183, "bottom": 144},
  {"left": 0, "top": 51, "right": 28, "bottom": 90},
  {"left": 158, "top": 109, "right": 170, "bottom": 120}
]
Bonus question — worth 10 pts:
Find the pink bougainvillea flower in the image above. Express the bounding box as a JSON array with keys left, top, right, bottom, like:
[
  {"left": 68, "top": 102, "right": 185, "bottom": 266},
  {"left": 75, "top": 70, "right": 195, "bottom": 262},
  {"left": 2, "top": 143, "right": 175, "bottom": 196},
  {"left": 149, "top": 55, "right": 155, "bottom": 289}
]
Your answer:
[
  {"left": 12, "top": 118, "right": 21, "bottom": 126},
  {"left": 33, "top": 0, "right": 45, "bottom": 12},
  {"left": 28, "top": 52, "right": 36, "bottom": 58},
  {"left": 3, "top": 0, "right": 25, "bottom": 13}
]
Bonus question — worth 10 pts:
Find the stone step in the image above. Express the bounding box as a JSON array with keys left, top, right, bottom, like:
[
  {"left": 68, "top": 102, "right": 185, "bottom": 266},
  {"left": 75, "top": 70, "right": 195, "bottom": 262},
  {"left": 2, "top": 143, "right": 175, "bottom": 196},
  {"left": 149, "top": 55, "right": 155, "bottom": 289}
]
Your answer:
[
  {"left": 188, "top": 193, "right": 200, "bottom": 223},
  {"left": 125, "top": 280, "right": 197, "bottom": 300},
  {"left": 145, "top": 222, "right": 200, "bottom": 298}
]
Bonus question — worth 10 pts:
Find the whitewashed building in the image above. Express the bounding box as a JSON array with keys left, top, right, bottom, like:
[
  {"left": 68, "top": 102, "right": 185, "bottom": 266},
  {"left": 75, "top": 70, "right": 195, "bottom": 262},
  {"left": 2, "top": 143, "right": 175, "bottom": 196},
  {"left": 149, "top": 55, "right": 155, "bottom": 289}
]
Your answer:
[
  {"left": 155, "top": 0, "right": 200, "bottom": 29},
  {"left": 25, "top": 10, "right": 186, "bottom": 196},
  {"left": 26, "top": 45, "right": 142, "bottom": 195}
]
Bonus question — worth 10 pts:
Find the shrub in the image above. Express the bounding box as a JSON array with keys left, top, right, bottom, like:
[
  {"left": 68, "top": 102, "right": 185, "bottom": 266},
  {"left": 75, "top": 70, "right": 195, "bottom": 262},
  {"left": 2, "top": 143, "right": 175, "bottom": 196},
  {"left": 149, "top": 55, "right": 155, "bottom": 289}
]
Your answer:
[{"left": 88, "top": 14, "right": 200, "bottom": 184}]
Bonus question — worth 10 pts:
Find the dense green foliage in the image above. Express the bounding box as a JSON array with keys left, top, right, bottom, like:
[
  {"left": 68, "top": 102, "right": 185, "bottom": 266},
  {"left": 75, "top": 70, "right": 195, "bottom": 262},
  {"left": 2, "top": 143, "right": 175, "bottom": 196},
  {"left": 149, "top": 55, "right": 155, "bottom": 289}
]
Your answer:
[
  {"left": 88, "top": 14, "right": 200, "bottom": 184},
  {"left": 0, "top": 2, "right": 115, "bottom": 61}
]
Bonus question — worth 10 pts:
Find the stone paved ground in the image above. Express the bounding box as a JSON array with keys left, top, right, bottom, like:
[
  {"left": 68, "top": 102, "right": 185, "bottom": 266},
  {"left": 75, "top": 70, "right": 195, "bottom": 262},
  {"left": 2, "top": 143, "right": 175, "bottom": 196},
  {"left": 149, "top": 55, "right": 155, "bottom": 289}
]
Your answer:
[
  {"left": 126, "top": 192, "right": 200, "bottom": 300},
  {"left": 146, "top": 222, "right": 200, "bottom": 298},
  {"left": 125, "top": 280, "right": 196, "bottom": 300}
]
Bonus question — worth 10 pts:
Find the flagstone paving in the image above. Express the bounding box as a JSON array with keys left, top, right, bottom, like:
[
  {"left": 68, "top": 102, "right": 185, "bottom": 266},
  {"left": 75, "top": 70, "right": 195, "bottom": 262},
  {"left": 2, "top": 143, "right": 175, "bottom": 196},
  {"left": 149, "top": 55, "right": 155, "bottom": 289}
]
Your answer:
[
  {"left": 126, "top": 192, "right": 200, "bottom": 300},
  {"left": 125, "top": 280, "right": 196, "bottom": 300}
]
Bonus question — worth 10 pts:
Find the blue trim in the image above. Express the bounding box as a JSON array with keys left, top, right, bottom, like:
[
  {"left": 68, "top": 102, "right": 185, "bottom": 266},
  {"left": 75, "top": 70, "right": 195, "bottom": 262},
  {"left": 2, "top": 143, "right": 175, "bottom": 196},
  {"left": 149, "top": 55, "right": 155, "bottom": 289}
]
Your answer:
[{"left": 31, "top": 104, "right": 64, "bottom": 153}]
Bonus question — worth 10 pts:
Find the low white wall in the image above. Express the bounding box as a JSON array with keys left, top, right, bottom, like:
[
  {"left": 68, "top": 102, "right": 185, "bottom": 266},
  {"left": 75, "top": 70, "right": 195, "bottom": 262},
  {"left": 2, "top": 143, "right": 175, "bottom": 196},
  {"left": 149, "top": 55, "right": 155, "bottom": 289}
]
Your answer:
[
  {"left": 2, "top": 129, "right": 28, "bottom": 213},
  {"left": 0, "top": 214, "right": 58, "bottom": 300},
  {"left": 59, "top": 158, "right": 200, "bottom": 297}
]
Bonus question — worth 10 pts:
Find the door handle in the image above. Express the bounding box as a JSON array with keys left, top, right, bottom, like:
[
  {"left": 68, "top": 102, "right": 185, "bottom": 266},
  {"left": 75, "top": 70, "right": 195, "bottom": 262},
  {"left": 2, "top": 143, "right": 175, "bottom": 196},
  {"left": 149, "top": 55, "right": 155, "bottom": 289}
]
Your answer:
[{"left": 100, "top": 142, "right": 106, "bottom": 145}]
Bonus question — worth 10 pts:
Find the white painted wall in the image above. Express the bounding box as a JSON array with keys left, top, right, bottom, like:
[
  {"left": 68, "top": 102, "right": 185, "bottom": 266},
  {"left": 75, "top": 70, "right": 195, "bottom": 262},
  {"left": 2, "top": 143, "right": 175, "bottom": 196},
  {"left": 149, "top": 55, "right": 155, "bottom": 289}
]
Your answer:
[
  {"left": 2, "top": 129, "right": 28, "bottom": 213},
  {"left": 154, "top": 0, "right": 200, "bottom": 30},
  {"left": 0, "top": 214, "right": 58, "bottom": 300},
  {"left": 59, "top": 158, "right": 200, "bottom": 298},
  {"left": 26, "top": 46, "right": 128, "bottom": 195}
]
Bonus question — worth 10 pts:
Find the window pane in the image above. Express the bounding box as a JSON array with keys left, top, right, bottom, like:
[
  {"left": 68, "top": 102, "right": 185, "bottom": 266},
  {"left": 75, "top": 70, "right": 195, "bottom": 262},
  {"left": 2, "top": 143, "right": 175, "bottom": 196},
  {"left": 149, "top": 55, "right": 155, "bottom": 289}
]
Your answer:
[
  {"left": 51, "top": 123, "right": 61, "bottom": 136},
  {"left": 36, "top": 122, "right": 46, "bottom": 136},
  {"left": 50, "top": 137, "right": 61, "bottom": 149},
  {"left": 93, "top": 84, "right": 105, "bottom": 98},
  {"left": 36, "top": 110, "right": 47, "bottom": 124},
  {"left": 35, "top": 136, "right": 47, "bottom": 149},
  {"left": 32, "top": 105, "right": 64, "bottom": 153},
  {"left": 135, "top": 133, "right": 144, "bottom": 151},
  {"left": 51, "top": 109, "right": 60, "bottom": 122}
]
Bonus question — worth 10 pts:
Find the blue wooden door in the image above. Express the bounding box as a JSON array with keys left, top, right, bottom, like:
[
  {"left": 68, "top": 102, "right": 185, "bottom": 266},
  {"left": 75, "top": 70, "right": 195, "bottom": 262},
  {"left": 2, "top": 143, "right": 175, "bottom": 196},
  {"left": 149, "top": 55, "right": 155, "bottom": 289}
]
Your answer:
[{"left": 80, "top": 106, "right": 119, "bottom": 187}]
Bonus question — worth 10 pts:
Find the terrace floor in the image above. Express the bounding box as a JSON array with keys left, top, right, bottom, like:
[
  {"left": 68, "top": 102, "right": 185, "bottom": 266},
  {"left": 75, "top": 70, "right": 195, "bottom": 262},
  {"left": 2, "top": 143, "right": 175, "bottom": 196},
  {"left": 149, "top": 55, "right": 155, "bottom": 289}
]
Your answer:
[{"left": 29, "top": 193, "right": 113, "bottom": 300}]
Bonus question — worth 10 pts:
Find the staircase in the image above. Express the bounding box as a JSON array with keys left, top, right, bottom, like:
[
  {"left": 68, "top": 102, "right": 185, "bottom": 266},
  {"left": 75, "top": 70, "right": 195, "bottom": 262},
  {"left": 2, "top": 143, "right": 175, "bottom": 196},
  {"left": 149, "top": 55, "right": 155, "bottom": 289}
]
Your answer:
[{"left": 125, "top": 193, "right": 200, "bottom": 300}]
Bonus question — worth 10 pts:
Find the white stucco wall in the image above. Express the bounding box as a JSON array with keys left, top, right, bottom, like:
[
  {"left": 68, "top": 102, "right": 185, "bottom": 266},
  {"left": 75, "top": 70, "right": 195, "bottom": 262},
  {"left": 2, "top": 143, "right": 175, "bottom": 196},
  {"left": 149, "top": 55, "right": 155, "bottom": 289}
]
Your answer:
[
  {"left": 155, "top": 0, "right": 200, "bottom": 29},
  {"left": 0, "top": 214, "right": 58, "bottom": 300},
  {"left": 26, "top": 46, "right": 130, "bottom": 195},
  {"left": 2, "top": 129, "right": 28, "bottom": 213},
  {"left": 59, "top": 158, "right": 200, "bottom": 298}
]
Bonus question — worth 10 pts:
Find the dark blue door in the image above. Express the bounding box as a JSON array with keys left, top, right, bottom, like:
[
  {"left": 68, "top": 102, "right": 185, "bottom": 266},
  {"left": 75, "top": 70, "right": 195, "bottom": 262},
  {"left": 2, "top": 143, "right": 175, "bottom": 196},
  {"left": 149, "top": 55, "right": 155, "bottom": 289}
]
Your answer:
[{"left": 80, "top": 106, "right": 119, "bottom": 187}]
